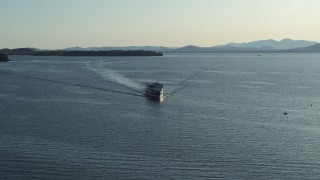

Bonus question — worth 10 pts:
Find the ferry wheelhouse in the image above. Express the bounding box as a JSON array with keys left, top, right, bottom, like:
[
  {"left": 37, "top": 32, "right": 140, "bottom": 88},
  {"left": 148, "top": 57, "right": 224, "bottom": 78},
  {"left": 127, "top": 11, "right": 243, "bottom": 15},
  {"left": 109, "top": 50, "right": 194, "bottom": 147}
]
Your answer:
[{"left": 145, "top": 82, "right": 164, "bottom": 99}]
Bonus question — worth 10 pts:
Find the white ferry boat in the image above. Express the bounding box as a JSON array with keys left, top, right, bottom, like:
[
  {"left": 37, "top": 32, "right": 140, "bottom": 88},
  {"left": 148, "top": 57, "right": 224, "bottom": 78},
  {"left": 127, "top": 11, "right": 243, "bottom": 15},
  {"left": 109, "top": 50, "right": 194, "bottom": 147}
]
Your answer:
[{"left": 145, "top": 82, "right": 164, "bottom": 99}]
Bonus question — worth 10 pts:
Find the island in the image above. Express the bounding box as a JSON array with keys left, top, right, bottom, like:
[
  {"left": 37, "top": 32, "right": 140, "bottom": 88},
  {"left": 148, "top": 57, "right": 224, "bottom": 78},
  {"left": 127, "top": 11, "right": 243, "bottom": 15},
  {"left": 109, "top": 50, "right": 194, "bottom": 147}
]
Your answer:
[
  {"left": 0, "top": 48, "right": 163, "bottom": 56},
  {"left": 0, "top": 48, "right": 35, "bottom": 55},
  {"left": 0, "top": 53, "right": 9, "bottom": 61},
  {"left": 33, "top": 50, "right": 163, "bottom": 56}
]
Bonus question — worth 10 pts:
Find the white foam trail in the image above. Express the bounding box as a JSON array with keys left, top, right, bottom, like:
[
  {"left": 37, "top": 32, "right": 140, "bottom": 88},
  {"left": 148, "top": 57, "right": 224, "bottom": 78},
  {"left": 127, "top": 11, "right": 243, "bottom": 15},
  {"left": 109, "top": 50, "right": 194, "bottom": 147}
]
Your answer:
[{"left": 86, "top": 60, "right": 142, "bottom": 91}]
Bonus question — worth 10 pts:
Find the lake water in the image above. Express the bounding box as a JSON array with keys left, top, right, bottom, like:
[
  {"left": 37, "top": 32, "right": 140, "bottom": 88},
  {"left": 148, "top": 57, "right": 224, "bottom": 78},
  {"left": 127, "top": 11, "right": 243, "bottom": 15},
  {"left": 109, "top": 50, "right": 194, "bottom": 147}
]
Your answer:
[{"left": 1, "top": 53, "right": 320, "bottom": 179}]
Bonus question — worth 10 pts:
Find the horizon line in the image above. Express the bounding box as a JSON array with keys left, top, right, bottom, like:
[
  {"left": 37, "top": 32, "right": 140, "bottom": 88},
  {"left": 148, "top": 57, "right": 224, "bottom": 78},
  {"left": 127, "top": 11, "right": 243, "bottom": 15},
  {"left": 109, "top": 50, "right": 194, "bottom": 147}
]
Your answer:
[{"left": 1, "top": 38, "right": 319, "bottom": 50}]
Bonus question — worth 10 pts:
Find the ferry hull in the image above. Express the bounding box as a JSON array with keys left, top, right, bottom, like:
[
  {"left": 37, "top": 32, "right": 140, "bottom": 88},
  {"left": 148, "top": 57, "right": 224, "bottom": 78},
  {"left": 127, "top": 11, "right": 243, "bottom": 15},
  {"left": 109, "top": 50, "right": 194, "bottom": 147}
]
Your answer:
[
  {"left": 145, "top": 82, "right": 164, "bottom": 101},
  {"left": 145, "top": 92, "right": 164, "bottom": 99}
]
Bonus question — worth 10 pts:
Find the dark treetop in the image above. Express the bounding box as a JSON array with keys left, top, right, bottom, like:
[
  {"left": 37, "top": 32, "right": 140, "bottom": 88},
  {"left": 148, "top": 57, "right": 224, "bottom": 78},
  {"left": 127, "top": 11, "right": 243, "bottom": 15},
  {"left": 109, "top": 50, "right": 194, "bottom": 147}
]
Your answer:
[
  {"left": 33, "top": 50, "right": 163, "bottom": 56},
  {"left": 0, "top": 48, "right": 163, "bottom": 56},
  {"left": 0, "top": 53, "right": 9, "bottom": 61}
]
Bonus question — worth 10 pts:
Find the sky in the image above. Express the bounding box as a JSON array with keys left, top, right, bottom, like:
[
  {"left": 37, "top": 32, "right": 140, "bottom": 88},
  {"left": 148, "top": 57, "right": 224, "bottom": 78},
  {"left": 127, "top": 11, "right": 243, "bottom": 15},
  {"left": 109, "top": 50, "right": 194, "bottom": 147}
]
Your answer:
[{"left": 1, "top": 0, "right": 320, "bottom": 49}]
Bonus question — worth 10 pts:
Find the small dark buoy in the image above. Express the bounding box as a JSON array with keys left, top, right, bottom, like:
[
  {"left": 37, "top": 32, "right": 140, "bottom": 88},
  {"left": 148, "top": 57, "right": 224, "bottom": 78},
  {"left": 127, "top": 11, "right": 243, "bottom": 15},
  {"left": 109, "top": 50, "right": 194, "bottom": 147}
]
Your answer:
[{"left": 283, "top": 112, "right": 288, "bottom": 115}]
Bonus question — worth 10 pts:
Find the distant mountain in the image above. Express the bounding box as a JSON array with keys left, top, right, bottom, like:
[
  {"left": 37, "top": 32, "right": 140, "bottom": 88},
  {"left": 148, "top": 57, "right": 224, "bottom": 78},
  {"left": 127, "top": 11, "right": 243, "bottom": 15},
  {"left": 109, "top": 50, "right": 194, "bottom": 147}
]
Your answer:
[
  {"left": 283, "top": 43, "right": 320, "bottom": 52},
  {"left": 172, "top": 45, "right": 267, "bottom": 53},
  {"left": 1, "top": 39, "right": 320, "bottom": 55},
  {"left": 169, "top": 39, "right": 319, "bottom": 53},
  {"left": 225, "top": 39, "right": 318, "bottom": 50},
  {"left": 172, "top": 45, "right": 208, "bottom": 52},
  {"left": 58, "top": 39, "right": 318, "bottom": 53}
]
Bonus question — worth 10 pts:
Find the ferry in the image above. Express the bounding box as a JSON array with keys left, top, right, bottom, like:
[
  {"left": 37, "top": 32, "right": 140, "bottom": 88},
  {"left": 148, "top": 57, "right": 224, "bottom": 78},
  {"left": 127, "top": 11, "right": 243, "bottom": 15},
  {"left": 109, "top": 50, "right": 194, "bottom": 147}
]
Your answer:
[{"left": 145, "top": 82, "right": 164, "bottom": 99}]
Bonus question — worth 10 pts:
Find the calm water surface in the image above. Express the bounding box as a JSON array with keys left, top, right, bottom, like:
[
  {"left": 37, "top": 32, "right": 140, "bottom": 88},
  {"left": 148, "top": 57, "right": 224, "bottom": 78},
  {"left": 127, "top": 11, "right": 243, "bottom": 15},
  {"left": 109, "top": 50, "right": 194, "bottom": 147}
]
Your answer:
[{"left": 1, "top": 53, "right": 320, "bottom": 179}]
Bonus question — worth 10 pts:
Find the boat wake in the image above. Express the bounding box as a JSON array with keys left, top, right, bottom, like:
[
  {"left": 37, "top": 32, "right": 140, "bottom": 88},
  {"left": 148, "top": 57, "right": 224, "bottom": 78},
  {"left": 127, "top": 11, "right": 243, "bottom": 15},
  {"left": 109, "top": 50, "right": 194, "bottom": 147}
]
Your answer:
[
  {"left": 86, "top": 60, "right": 143, "bottom": 94},
  {"left": 168, "top": 70, "right": 203, "bottom": 95},
  {"left": 0, "top": 71, "right": 144, "bottom": 97},
  {"left": 168, "top": 61, "right": 225, "bottom": 96}
]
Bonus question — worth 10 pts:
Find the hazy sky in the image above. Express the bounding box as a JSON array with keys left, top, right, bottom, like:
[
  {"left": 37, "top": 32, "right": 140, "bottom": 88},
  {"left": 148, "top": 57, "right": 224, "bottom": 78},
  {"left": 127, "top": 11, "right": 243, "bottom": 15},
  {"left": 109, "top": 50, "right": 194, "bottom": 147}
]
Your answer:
[{"left": 1, "top": 0, "right": 320, "bottom": 49}]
